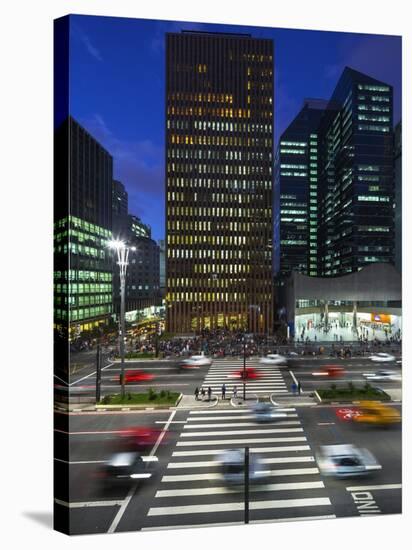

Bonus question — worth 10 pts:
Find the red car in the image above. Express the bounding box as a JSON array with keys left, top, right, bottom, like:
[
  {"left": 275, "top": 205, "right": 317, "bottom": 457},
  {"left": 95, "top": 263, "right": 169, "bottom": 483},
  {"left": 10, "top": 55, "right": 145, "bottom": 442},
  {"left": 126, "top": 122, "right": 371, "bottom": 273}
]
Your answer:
[
  {"left": 232, "top": 367, "right": 262, "bottom": 381},
  {"left": 120, "top": 370, "right": 154, "bottom": 384},
  {"left": 323, "top": 365, "right": 345, "bottom": 378},
  {"left": 119, "top": 427, "right": 166, "bottom": 450}
]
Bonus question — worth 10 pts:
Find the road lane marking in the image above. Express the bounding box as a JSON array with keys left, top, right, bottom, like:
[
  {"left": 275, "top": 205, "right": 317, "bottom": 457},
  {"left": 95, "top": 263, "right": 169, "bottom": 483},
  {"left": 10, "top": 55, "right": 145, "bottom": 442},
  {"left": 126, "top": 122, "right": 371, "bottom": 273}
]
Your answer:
[
  {"left": 161, "top": 468, "right": 320, "bottom": 483},
  {"left": 55, "top": 499, "right": 123, "bottom": 508},
  {"left": 183, "top": 420, "right": 301, "bottom": 429},
  {"left": 155, "top": 480, "right": 324, "bottom": 497},
  {"left": 189, "top": 408, "right": 296, "bottom": 415},
  {"left": 69, "top": 362, "right": 114, "bottom": 386},
  {"left": 317, "top": 422, "right": 335, "bottom": 426},
  {"left": 141, "top": 514, "right": 336, "bottom": 529},
  {"left": 107, "top": 409, "right": 176, "bottom": 534},
  {"left": 148, "top": 496, "right": 330, "bottom": 516},
  {"left": 172, "top": 445, "right": 311, "bottom": 456},
  {"left": 180, "top": 427, "right": 304, "bottom": 437},
  {"left": 167, "top": 456, "right": 315, "bottom": 469},
  {"left": 54, "top": 458, "right": 105, "bottom": 464},
  {"left": 346, "top": 484, "right": 402, "bottom": 492},
  {"left": 176, "top": 436, "right": 307, "bottom": 447}
]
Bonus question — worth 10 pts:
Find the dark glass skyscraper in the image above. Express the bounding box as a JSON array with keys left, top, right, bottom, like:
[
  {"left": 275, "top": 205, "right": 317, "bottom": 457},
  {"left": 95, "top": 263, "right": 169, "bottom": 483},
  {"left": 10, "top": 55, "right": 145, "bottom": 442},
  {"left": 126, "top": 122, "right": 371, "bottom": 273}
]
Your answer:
[
  {"left": 54, "top": 116, "right": 113, "bottom": 336},
  {"left": 166, "top": 31, "right": 274, "bottom": 334},
  {"left": 276, "top": 67, "right": 394, "bottom": 282},
  {"left": 274, "top": 99, "right": 328, "bottom": 278},
  {"left": 394, "top": 121, "right": 402, "bottom": 273},
  {"left": 318, "top": 67, "right": 394, "bottom": 276}
]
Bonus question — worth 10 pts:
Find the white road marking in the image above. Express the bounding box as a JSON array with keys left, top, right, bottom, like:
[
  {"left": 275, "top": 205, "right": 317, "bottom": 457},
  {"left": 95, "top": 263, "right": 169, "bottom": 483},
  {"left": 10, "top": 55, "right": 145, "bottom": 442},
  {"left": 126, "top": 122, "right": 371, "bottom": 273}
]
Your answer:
[
  {"left": 172, "top": 445, "right": 311, "bottom": 457},
  {"left": 176, "top": 436, "right": 307, "bottom": 447},
  {"left": 148, "top": 497, "right": 330, "bottom": 516},
  {"left": 55, "top": 499, "right": 122, "bottom": 508},
  {"left": 167, "top": 456, "right": 315, "bottom": 469},
  {"left": 186, "top": 413, "right": 298, "bottom": 422},
  {"left": 69, "top": 362, "right": 114, "bottom": 386},
  {"left": 346, "top": 484, "right": 402, "bottom": 492},
  {"left": 180, "top": 427, "right": 304, "bottom": 437},
  {"left": 155, "top": 480, "right": 324, "bottom": 497},
  {"left": 183, "top": 420, "right": 301, "bottom": 429},
  {"left": 161, "top": 468, "right": 319, "bottom": 483},
  {"left": 107, "top": 409, "right": 177, "bottom": 534}
]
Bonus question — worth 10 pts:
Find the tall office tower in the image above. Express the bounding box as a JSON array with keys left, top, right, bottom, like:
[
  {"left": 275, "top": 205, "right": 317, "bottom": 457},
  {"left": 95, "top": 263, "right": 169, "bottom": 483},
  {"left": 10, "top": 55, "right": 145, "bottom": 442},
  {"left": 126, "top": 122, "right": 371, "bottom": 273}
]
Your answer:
[
  {"left": 394, "top": 121, "right": 402, "bottom": 273},
  {"left": 274, "top": 99, "right": 328, "bottom": 279},
  {"left": 54, "top": 116, "right": 113, "bottom": 336},
  {"left": 166, "top": 31, "right": 274, "bottom": 334},
  {"left": 318, "top": 67, "right": 394, "bottom": 276},
  {"left": 112, "top": 180, "right": 128, "bottom": 217}
]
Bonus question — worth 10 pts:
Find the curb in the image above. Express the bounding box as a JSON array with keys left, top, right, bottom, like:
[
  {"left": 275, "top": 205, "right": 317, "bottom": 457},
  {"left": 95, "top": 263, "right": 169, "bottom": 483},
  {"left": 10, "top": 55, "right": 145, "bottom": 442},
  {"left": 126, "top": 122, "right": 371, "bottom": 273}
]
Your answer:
[{"left": 229, "top": 393, "right": 258, "bottom": 408}]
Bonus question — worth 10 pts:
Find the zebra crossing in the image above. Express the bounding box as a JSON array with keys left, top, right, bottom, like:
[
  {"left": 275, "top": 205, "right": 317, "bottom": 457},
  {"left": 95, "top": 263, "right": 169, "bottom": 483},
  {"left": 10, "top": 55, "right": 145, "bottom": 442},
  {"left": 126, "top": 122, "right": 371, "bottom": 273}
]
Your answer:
[
  {"left": 200, "top": 358, "right": 289, "bottom": 396},
  {"left": 144, "top": 407, "right": 335, "bottom": 529}
]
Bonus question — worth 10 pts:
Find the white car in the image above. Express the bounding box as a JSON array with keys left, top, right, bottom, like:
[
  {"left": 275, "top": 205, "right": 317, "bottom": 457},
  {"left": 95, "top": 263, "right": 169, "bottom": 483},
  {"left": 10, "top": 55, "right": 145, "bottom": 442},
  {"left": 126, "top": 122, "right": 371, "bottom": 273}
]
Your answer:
[
  {"left": 218, "top": 449, "right": 266, "bottom": 484},
  {"left": 369, "top": 353, "right": 395, "bottom": 363},
  {"left": 181, "top": 354, "right": 213, "bottom": 368},
  {"left": 259, "top": 354, "right": 287, "bottom": 366},
  {"left": 363, "top": 370, "right": 401, "bottom": 382},
  {"left": 316, "top": 444, "right": 381, "bottom": 478}
]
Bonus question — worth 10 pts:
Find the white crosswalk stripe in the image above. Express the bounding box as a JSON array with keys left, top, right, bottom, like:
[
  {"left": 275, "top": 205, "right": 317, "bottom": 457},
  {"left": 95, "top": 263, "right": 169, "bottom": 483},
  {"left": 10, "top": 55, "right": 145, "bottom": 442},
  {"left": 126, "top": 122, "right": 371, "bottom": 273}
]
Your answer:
[
  {"left": 167, "top": 456, "right": 315, "bottom": 469},
  {"left": 180, "top": 427, "right": 304, "bottom": 437},
  {"left": 176, "top": 436, "right": 308, "bottom": 447},
  {"left": 172, "top": 445, "right": 311, "bottom": 457},
  {"left": 183, "top": 420, "right": 300, "bottom": 429}
]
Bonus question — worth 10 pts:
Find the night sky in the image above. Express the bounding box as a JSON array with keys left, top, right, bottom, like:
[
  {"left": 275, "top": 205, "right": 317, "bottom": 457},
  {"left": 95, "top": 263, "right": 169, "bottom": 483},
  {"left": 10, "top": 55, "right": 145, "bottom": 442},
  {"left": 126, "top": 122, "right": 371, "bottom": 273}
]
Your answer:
[{"left": 68, "top": 14, "right": 401, "bottom": 241}]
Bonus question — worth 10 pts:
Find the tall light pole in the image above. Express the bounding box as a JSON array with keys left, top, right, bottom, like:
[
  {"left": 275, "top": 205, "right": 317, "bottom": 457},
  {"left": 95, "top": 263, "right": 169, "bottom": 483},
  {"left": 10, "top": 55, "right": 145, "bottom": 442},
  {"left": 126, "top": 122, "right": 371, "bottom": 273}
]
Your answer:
[{"left": 108, "top": 239, "right": 136, "bottom": 399}]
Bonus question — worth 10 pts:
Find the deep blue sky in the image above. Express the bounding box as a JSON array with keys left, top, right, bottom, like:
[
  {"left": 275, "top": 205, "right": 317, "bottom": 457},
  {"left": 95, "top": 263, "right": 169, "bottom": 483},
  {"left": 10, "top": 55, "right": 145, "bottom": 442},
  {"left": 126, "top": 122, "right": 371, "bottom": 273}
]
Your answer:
[{"left": 69, "top": 15, "right": 401, "bottom": 241}]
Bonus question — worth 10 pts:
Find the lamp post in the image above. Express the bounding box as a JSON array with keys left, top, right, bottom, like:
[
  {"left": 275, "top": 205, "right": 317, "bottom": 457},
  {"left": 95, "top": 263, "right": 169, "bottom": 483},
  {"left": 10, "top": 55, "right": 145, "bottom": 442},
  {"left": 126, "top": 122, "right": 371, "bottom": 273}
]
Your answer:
[{"left": 108, "top": 239, "right": 136, "bottom": 399}]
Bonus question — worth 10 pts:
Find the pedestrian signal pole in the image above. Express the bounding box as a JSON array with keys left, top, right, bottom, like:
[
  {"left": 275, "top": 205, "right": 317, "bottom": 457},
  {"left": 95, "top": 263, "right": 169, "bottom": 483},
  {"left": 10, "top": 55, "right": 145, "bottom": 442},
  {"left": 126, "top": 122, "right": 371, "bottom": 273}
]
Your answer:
[
  {"left": 244, "top": 446, "right": 249, "bottom": 524},
  {"left": 96, "top": 344, "right": 102, "bottom": 403}
]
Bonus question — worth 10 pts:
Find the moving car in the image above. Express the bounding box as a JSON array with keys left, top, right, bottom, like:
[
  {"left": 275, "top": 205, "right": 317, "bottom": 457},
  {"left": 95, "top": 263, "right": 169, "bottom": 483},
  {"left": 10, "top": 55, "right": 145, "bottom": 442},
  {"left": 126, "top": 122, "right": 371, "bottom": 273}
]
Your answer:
[
  {"left": 316, "top": 444, "right": 381, "bottom": 477},
  {"left": 312, "top": 365, "right": 345, "bottom": 378},
  {"left": 250, "top": 402, "right": 288, "bottom": 423},
  {"left": 119, "top": 426, "right": 166, "bottom": 450},
  {"left": 232, "top": 366, "right": 262, "bottom": 380},
  {"left": 217, "top": 449, "right": 266, "bottom": 484},
  {"left": 259, "top": 354, "right": 287, "bottom": 365},
  {"left": 99, "top": 451, "right": 158, "bottom": 483},
  {"left": 124, "top": 370, "right": 154, "bottom": 383},
  {"left": 352, "top": 401, "right": 401, "bottom": 426},
  {"left": 363, "top": 370, "right": 401, "bottom": 382},
  {"left": 181, "top": 354, "right": 213, "bottom": 369},
  {"left": 369, "top": 352, "right": 395, "bottom": 363}
]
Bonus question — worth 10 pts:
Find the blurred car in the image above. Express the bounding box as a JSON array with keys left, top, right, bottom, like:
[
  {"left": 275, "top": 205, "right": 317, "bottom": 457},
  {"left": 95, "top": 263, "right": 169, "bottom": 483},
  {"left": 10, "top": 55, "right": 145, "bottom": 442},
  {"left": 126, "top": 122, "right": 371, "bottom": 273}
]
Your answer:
[
  {"left": 217, "top": 449, "right": 266, "bottom": 484},
  {"left": 124, "top": 370, "right": 154, "bottom": 384},
  {"left": 251, "top": 402, "right": 288, "bottom": 423},
  {"left": 369, "top": 353, "right": 395, "bottom": 363},
  {"left": 98, "top": 451, "right": 158, "bottom": 483},
  {"left": 352, "top": 401, "right": 401, "bottom": 426},
  {"left": 363, "top": 370, "right": 401, "bottom": 382},
  {"left": 181, "top": 354, "right": 213, "bottom": 369},
  {"left": 312, "top": 365, "right": 345, "bottom": 378},
  {"left": 232, "top": 366, "right": 262, "bottom": 380},
  {"left": 259, "top": 354, "right": 287, "bottom": 366},
  {"left": 119, "top": 426, "right": 165, "bottom": 450},
  {"left": 316, "top": 444, "right": 381, "bottom": 477}
]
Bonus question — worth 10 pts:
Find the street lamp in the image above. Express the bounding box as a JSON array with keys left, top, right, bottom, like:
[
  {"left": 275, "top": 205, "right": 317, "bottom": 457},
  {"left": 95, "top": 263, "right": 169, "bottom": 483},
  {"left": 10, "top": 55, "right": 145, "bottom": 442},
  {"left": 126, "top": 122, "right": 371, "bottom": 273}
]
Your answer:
[{"left": 108, "top": 239, "right": 136, "bottom": 399}]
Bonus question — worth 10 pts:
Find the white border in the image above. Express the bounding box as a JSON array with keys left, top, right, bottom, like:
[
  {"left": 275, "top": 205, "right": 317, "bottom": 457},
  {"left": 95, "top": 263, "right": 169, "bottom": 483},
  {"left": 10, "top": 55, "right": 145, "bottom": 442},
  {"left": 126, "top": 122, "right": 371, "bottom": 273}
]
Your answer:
[{"left": 1, "top": 1, "right": 409, "bottom": 549}]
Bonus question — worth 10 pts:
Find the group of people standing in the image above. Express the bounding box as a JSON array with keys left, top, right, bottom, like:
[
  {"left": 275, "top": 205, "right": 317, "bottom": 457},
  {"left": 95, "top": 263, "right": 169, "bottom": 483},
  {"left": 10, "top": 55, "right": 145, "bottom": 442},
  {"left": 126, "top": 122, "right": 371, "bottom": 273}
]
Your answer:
[{"left": 194, "top": 383, "right": 239, "bottom": 401}]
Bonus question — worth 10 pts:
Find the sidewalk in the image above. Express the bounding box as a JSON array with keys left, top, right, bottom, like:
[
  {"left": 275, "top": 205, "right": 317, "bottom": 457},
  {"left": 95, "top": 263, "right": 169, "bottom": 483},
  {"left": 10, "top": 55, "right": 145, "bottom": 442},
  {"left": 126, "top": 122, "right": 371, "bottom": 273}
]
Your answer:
[{"left": 175, "top": 392, "right": 318, "bottom": 409}]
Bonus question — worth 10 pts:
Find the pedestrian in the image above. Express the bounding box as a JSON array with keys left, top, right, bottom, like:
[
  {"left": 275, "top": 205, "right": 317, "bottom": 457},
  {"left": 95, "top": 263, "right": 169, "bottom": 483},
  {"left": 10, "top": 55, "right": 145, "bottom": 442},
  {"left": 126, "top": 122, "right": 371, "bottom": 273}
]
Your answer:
[
  {"left": 201, "top": 387, "right": 206, "bottom": 399},
  {"left": 297, "top": 381, "right": 302, "bottom": 395},
  {"left": 207, "top": 386, "right": 212, "bottom": 401},
  {"left": 221, "top": 383, "right": 226, "bottom": 400},
  {"left": 233, "top": 385, "right": 238, "bottom": 399},
  {"left": 194, "top": 387, "right": 199, "bottom": 401},
  {"left": 291, "top": 382, "right": 297, "bottom": 395}
]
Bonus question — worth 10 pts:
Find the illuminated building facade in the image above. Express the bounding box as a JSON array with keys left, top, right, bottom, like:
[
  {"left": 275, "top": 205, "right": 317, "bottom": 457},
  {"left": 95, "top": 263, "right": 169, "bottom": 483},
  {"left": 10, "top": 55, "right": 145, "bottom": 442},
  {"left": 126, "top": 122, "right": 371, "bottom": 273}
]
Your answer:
[
  {"left": 318, "top": 67, "right": 394, "bottom": 276},
  {"left": 274, "top": 99, "right": 328, "bottom": 279},
  {"left": 394, "top": 121, "right": 401, "bottom": 273},
  {"left": 54, "top": 116, "right": 114, "bottom": 336},
  {"left": 166, "top": 31, "right": 274, "bottom": 334}
]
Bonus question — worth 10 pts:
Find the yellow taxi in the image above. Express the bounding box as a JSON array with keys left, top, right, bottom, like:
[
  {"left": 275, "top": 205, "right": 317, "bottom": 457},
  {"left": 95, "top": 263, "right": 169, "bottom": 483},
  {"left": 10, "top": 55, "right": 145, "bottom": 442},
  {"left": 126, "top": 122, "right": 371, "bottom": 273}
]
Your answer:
[{"left": 353, "top": 401, "right": 401, "bottom": 426}]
